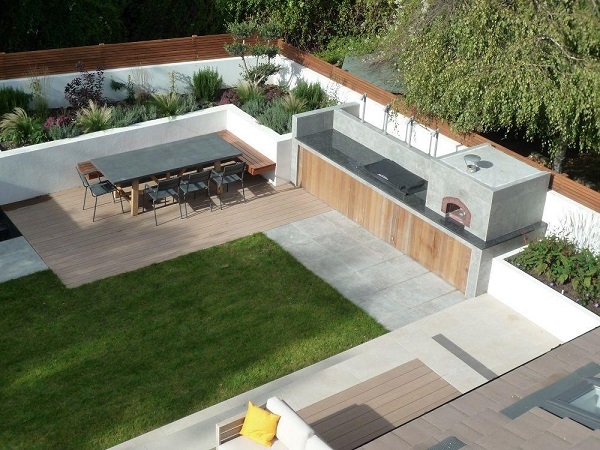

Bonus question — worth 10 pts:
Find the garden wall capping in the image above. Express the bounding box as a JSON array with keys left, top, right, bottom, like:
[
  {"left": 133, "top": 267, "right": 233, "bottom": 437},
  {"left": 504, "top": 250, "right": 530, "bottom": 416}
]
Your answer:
[
  {"left": 488, "top": 247, "right": 600, "bottom": 342},
  {"left": 0, "top": 104, "right": 289, "bottom": 205}
]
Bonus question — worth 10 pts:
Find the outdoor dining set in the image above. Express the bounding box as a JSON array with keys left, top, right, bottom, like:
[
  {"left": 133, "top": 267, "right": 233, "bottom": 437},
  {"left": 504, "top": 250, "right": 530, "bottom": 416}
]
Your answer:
[{"left": 76, "top": 133, "right": 247, "bottom": 225}]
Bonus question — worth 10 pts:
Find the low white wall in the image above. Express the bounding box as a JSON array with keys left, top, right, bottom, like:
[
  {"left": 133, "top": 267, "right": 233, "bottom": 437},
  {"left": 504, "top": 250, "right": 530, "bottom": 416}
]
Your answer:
[
  {"left": 225, "top": 106, "right": 291, "bottom": 185},
  {"left": 488, "top": 248, "right": 600, "bottom": 342},
  {"left": 542, "top": 190, "right": 600, "bottom": 254},
  {"left": 0, "top": 105, "right": 289, "bottom": 205}
]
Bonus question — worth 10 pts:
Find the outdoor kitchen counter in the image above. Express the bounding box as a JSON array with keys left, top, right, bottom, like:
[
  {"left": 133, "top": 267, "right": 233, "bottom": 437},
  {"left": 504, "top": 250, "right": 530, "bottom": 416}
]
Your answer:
[{"left": 297, "top": 130, "right": 543, "bottom": 250}]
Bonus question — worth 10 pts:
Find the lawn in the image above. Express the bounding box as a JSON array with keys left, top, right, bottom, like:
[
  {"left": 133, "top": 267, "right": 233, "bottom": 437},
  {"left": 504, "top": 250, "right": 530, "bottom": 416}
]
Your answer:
[{"left": 0, "top": 233, "right": 386, "bottom": 449}]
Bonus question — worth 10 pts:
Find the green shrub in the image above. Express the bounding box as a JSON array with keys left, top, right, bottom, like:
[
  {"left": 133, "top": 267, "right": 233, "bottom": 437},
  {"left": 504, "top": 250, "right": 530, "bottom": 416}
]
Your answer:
[
  {"left": 511, "top": 233, "right": 600, "bottom": 304},
  {"left": 258, "top": 103, "right": 292, "bottom": 135},
  {"left": 241, "top": 98, "right": 267, "bottom": 118},
  {"left": 235, "top": 81, "right": 265, "bottom": 105},
  {"left": 292, "top": 81, "right": 329, "bottom": 110},
  {"left": 0, "top": 107, "right": 45, "bottom": 146},
  {"left": 110, "top": 105, "right": 144, "bottom": 128},
  {"left": 46, "top": 122, "right": 80, "bottom": 141},
  {"left": 141, "top": 105, "right": 160, "bottom": 121},
  {"left": 280, "top": 93, "right": 308, "bottom": 115},
  {"left": 571, "top": 249, "right": 600, "bottom": 302},
  {"left": 76, "top": 100, "right": 113, "bottom": 133},
  {"left": 315, "top": 35, "right": 381, "bottom": 66},
  {"left": 0, "top": 87, "right": 32, "bottom": 117},
  {"left": 178, "top": 93, "right": 200, "bottom": 114},
  {"left": 148, "top": 92, "right": 182, "bottom": 117},
  {"left": 191, "top": 67, "right": 223, "bottom": 102}
]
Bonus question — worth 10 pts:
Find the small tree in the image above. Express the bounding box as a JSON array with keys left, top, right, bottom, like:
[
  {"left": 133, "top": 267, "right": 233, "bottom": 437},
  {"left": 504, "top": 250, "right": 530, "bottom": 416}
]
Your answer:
[{"left": 224, "top": 19, "right": 283, "bottom": 86}]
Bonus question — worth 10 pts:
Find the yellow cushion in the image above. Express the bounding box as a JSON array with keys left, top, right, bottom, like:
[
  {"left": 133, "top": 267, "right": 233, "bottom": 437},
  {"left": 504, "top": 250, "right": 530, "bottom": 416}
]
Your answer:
[{"left": 239, "top": 401, "right": 281, "bottom": 447}]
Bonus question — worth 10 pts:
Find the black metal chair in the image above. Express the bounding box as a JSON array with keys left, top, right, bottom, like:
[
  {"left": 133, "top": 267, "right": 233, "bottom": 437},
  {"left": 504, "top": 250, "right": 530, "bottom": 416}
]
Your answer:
[
  {"left": 211, "top": 162, "right": 246, "bottom": 209},
  {"left": 179, "top": 170, "right": 212, "bottom": 217},
  {"left": 77, "top": 170, "right": 124, "bottom": 222},
  {"left": 143, "top": 177, "right": 182, "bottom": 226}
]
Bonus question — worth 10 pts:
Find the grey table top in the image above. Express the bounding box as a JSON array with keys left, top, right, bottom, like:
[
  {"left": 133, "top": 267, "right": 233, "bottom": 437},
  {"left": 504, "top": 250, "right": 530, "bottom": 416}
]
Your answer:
[{"left": 90, "top": 133, "right": 242, "bottom": 186}]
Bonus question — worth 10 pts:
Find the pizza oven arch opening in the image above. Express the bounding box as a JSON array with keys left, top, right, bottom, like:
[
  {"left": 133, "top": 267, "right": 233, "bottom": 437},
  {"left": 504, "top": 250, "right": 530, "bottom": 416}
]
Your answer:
[{"left": 442, "top": 197, "right": 471, "bottom": 227}]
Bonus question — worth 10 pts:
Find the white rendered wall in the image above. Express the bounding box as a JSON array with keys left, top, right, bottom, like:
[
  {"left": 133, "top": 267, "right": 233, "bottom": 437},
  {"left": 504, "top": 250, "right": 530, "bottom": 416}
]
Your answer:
[
  {"left": 542, "top": 190, "right": 600, "bottom": 254},
  {"left": 273, "top": 56, "right": 465, "bottom": 158},
  {"left": 0, "top": 57, "right": 252, "bottom": 108},
  {"left": 488, "top": 248, "right": 600, "bottom": 342},
  {"left": 225, "top": 106, "right": 291, "bottom": 185}
]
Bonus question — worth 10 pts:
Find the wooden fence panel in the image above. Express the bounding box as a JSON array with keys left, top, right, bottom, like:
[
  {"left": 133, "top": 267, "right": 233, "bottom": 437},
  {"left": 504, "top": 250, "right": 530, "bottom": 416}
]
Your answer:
[{"left": 0, "top": 34, "right": 239, "bottom": 79}]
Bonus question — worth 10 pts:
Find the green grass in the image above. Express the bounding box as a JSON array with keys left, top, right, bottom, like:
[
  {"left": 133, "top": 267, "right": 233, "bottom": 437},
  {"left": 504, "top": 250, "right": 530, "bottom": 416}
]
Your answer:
[{"left": 0, "top": 233, "right": 386, "bottom": 449}]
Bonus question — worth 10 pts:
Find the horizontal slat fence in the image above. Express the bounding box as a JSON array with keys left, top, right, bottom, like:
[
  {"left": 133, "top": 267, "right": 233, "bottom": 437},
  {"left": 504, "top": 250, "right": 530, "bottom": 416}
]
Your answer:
[
  {"left": 1, "top": 37, "right": 598, "bottom": 212},
  {"left": 0, "top": 34, "right": 251, "bottom": 79}
]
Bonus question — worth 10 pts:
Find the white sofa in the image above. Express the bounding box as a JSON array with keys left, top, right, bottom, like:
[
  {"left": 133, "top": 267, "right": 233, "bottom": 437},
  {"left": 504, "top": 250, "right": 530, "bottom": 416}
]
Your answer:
[{"left": 216, "top": 397, "right": 333, "bottom": 450}]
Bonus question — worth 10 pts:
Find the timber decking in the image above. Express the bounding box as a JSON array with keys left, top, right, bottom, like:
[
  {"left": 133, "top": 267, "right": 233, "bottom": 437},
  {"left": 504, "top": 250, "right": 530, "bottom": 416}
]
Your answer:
[
  {"left": 3, "top": 177, "right": 330, "bottom": 287},
  {"left": 298, "top": 359, "right": 460, "bottom": 450},
  {"left": 218, "top": 130, "right": 277, "bottom": 175}
]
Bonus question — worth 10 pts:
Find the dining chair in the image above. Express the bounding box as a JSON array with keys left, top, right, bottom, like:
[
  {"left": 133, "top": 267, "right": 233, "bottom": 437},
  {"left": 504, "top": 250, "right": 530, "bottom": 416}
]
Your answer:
[
  {"left": 143, "top": 177, "right": 182, "bottom": 226},
  {"left": 211, "top": 162, "right": 246, "bottom": 209},
  {"left": 179, "top": 170, "right": 212, "bottom": 217},
  {"left": 77, "top": 170, "right": 124, "bottom": 222}
]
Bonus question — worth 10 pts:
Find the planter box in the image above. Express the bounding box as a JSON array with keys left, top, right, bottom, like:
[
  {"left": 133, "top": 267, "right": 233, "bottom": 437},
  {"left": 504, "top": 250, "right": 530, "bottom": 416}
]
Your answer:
[
  {"left": 0, "top": 105, "right": 291, "bottom": 205},
  {"left": 488, "top": 248, "right": 600, "bottom": 342}
]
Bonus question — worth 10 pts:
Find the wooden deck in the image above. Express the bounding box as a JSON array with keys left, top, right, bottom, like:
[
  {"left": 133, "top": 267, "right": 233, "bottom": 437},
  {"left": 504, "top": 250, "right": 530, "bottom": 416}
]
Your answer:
[
  {"left": 298, "top": 359, "right": 460, "bottom": 450},
  {"left": 3, "top": 176, "right": 331, "bottom": 287}
]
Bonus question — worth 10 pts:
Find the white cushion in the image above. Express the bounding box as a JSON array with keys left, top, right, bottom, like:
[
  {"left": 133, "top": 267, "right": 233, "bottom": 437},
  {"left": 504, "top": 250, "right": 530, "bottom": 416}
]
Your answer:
[
  {"left": 219, "top": 435, "right": 288, "bottom": 450},
  {"left": 306, "top": 435, "right": 333, "bottom": 450},
  {"left": 266, "top": 397, "right": 314, "bottom": 450}
]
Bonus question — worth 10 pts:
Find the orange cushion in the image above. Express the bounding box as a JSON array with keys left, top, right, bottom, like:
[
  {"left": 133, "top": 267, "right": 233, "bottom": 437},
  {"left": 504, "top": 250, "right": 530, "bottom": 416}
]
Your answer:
[{"left": 239, "top": 401, "right": 281, "bottom": 447}]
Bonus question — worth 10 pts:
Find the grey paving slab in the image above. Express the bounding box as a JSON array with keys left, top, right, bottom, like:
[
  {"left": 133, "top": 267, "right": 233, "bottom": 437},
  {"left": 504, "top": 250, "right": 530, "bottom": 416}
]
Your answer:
[
  {"left": 266, "top": 211, "right": 463, "bottom": 331},
  {"left": 0, "top": 237, "right": 48, "bottom": 283}
]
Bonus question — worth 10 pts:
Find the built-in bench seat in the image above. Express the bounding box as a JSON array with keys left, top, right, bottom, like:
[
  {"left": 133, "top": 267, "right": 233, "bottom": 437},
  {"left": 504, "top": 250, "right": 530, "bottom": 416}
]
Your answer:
[{"left": 218, "top": 130, "right": 276, "bottom": 175}]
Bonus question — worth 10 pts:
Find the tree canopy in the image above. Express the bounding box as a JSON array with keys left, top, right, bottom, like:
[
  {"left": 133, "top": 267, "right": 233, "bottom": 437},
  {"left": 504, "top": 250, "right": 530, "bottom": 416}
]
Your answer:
[
  {"left": 0, "top": 0, "right": 394, "bottom": 52},
  {"left": 381, "top": 0, "right": 600, "bottom": 170}
]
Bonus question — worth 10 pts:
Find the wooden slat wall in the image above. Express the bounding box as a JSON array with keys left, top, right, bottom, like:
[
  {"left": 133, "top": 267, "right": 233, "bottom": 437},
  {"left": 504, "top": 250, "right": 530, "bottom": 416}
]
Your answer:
[
  {"left": 299, "top": 147, "right": 471, "bottom": 292},
  {"left": 280, "top": 42, "right": 600, "bottom": 214},
  {"left": 0, "top": 34, "right": 254, "bottom": 79}
]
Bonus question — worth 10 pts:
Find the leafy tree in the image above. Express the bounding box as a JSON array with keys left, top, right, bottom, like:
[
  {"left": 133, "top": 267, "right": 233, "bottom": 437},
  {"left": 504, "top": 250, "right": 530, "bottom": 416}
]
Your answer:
[
  {"left": 224, "top": 18, "right": 283, "bottom": 85},
  {"left": 217, "top": 0, "right": 396, "bottom": 50},
  {"left": 122, "top": 0, "right": 223, "bottom": 42},
  {"left": 381, "top": 0, "right": 600, "bottom": 172},
  {"left": 0, "top": 0, "right": 125, "bottom": 51}
]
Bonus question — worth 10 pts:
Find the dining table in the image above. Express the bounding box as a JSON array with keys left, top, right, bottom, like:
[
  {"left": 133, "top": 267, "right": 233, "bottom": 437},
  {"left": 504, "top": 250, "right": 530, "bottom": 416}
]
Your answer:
[{"left": 90, "top": 133, "right": 242, "bottom": 216}]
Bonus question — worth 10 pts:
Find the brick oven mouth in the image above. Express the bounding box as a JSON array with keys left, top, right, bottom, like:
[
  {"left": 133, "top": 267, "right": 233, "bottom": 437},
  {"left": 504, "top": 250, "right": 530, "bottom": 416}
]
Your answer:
[{"left": 442, "top": 197, "right": 471, "bottom": 227}]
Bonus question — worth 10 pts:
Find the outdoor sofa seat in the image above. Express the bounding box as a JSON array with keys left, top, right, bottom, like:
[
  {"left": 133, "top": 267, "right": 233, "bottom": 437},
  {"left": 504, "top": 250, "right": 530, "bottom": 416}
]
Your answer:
[{"left": 216, "top": 397, "right": 332, "bottom": 450}]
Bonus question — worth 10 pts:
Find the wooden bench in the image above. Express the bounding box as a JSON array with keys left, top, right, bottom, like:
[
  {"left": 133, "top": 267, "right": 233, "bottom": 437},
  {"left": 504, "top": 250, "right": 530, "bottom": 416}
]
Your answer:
[
  {"left": 76, "top": 161, "right": 102, "bottom": 180},
  {"left": 218, "top": 131, "right": 276, "bottom": 176}
]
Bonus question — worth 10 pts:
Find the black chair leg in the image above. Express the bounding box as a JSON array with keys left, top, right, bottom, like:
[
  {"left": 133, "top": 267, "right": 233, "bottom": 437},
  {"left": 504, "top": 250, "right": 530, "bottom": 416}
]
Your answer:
[
  {"left": 153, "top": 201, "right": 158, "bottom": 226},
  {"left": 92, "top": 196, "right": 98, "bottom": 222},
  {"left": 83, "top": 188, "right": 88, "bottom": 210}
]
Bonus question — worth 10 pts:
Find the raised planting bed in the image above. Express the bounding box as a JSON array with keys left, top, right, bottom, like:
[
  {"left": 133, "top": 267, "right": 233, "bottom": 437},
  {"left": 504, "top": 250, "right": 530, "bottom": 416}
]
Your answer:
[{"left": 488, "top": 247, "right": 600, "bottom": 342}]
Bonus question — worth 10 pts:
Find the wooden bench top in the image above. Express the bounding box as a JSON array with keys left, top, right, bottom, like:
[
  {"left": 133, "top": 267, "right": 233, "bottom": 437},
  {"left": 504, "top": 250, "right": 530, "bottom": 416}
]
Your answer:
[
  {"left": 218, "top": 130, "right": 276, "bottom": 176},
  {"left": 298, "top": 359, "right": 460, "bottom": 450}
]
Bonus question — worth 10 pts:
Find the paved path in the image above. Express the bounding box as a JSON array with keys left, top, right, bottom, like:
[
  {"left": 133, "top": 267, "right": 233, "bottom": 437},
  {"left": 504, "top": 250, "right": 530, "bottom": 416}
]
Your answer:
[{"left": 266, "top": 210, "right": 465, "bottom": 330}]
